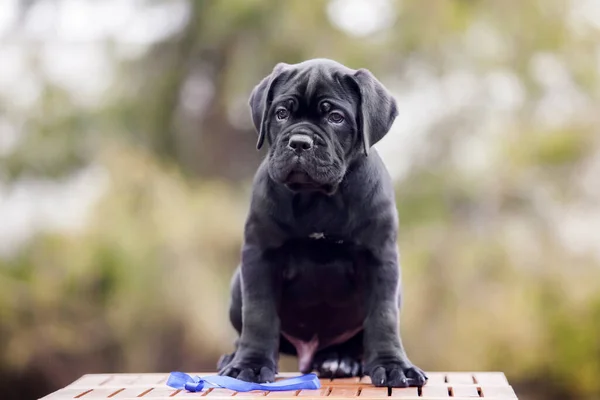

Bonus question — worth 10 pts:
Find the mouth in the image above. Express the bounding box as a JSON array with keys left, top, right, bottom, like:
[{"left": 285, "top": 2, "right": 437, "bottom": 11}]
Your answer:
[{"left": 285, "top": 171, "right": 336, "bottom": 195}]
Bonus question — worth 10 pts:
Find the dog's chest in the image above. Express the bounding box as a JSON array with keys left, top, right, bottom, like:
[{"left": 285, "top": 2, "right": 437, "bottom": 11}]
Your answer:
[
  {"left": 276, "top": 239, "right": 367, "bottom": 355},
  {"left": 289, "top": 193, "right": 350, "bottom": 236},
  {"left": 282, "top": 260, "right": 357, "bottom": 305},
  {"left": 278, "top": 239, "right": 363, "bottom": 307}
]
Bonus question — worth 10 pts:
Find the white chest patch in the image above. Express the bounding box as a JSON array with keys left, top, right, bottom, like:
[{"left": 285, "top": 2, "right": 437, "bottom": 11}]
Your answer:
[{"left": 309, "top": 232, "right": 325, "bottom": 240}]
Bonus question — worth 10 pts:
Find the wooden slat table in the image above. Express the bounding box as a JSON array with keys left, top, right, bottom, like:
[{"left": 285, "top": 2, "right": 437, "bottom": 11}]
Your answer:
[{"left": 39, "top": 372, "right": 518, "bottom": 399}]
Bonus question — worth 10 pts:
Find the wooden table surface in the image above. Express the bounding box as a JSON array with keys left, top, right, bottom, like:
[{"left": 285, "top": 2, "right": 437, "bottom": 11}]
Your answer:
[{"left": 40, "top": 372, "right": 518, "bottom": 400}]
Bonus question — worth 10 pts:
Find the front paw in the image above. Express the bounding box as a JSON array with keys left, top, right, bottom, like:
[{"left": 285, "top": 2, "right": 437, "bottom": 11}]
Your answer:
[
  {"left": 218, "top": 355, "right": 276, "bottom": 383},
  {"left": 368, "top": 359, "right": 427, "bottom": 387}
]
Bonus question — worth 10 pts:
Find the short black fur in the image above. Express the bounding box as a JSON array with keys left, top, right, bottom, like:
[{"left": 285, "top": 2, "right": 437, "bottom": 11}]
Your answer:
[{"left": 218, "top": 58, "right": 427, "bottom": 388}]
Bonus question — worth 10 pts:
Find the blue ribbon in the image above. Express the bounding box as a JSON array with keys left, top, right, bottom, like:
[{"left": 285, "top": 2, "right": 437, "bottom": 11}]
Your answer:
[{"left": 166, "top": 372, "right": 321, "bottom": 393}]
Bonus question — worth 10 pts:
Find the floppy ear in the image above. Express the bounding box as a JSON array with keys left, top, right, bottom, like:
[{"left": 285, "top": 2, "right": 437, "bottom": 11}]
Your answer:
[
  {"left": 248, "top": 63, "right": 289, "bottom": 150},
  {"left": 350, "top": 68, "right": 398, "bottom": 156}
]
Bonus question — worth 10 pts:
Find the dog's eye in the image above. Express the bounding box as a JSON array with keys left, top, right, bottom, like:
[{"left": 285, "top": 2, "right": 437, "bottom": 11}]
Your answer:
[
  {"left": 275, "top": 108, "right": 289, "bottom": 121},
  {"left": 328, "top": 112, "right": 344, "bottom": 124}
]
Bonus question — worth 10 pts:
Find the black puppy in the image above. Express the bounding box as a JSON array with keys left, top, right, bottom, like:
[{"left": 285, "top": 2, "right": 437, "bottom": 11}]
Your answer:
[{"left": 217, "top": 59, "right": 427, "bottom": 388}]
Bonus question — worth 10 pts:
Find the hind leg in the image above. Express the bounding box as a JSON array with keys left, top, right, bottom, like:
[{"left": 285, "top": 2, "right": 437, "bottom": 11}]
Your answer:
[{"left": 312, "top": 332, "right": 364, "bottom": 378}]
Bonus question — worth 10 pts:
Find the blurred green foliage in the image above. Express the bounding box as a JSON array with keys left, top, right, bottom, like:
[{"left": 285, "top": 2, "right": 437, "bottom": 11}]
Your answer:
[{"left": 1, "top": 1, "right": 600, "bottom": 400}]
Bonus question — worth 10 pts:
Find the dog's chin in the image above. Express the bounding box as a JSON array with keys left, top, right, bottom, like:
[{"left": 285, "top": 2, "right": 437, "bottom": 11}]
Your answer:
[{"left": 283, "top": 171, "right": 338, "bottom": 195}]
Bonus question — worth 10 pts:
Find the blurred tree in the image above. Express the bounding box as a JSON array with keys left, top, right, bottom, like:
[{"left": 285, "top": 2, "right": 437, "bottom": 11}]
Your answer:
[{"left": 1, "top": 1, "right": 600, "bottom": 400}]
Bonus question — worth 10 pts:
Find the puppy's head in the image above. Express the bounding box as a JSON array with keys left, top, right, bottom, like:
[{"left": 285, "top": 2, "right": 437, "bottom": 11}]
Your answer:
[{"left": 249, "top": 58, "right": 397, "bottom": 195}]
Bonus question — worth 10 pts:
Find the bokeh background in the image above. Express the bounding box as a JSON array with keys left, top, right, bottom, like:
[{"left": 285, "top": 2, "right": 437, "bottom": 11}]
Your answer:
[{"left": 1, "top": 0, "right": 599, "bottom": 399}]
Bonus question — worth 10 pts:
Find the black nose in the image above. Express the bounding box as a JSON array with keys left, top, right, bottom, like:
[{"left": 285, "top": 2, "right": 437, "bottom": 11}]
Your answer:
[{"left": 288, "top": 134, "right": 314, "bottom": 153}]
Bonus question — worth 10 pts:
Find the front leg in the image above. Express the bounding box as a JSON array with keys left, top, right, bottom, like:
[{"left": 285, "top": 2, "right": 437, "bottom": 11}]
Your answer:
[
  {"left": 218, "top": 243, "right": 279, "bottom": 383},
  {"left": 363, "top": 244, "right": 427, "bottom": 388}
]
